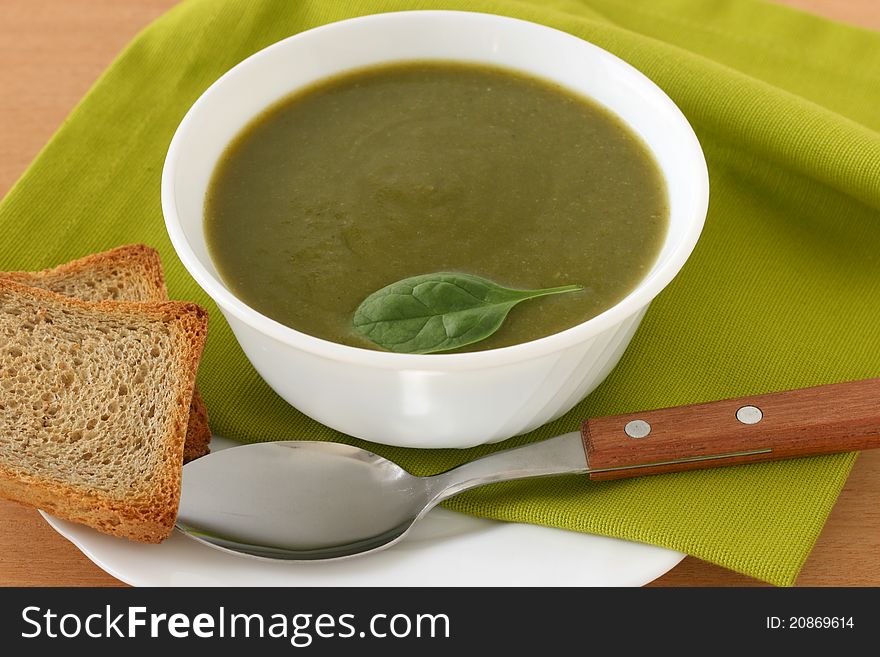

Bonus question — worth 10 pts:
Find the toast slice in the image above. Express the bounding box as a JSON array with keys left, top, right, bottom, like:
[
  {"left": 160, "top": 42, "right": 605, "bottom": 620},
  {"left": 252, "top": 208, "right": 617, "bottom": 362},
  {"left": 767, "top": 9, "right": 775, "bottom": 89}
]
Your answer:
[
  {"left": 1, "top": 245, "right": 211, "bottom": 461},
  {"left": 0, "top": 279, "right": 207, "bottom": 542}
]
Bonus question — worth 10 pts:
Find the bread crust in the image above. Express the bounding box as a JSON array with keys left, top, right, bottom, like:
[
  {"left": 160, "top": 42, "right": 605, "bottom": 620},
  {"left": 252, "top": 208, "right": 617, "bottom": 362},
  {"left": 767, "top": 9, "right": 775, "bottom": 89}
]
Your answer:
[
  {"left": 183, "top": 388, "right": 212, "bottom": 463},
  {"left": 0, "top": 279, "right": 208, "bottom": 542},
  {"left": 0, "top": 245, "right": 211, "bottom": 461}
]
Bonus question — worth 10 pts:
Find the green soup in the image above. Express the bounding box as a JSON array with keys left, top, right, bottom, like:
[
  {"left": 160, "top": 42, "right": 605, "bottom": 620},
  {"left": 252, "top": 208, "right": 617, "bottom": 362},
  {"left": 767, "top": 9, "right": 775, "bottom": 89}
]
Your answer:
[{"left": 205, "top": 62, "right": 668, "bottom": 352}]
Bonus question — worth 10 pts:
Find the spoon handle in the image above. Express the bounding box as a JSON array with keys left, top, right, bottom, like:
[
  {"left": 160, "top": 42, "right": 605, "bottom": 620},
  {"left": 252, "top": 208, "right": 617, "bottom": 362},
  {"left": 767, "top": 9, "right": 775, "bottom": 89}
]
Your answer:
[
  {"left": 428, "top": 432, "right": 589, "bottom": 502},
  {"left": 581, "top": 378, "right": 880, "bottom": 481}
]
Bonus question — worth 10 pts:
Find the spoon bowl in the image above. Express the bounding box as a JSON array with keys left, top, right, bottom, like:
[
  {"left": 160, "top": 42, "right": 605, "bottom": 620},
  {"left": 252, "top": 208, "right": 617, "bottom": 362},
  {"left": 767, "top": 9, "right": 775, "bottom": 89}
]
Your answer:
[{"left": 177, "top": 442, "right": 435, "bottom": 559}]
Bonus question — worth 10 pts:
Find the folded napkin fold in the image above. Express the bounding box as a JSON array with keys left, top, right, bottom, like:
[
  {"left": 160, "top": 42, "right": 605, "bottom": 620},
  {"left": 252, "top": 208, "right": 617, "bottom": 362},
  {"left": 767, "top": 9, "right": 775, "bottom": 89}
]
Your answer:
[{"left": 2, "top": 0, "right": 878, "bottom": 585}]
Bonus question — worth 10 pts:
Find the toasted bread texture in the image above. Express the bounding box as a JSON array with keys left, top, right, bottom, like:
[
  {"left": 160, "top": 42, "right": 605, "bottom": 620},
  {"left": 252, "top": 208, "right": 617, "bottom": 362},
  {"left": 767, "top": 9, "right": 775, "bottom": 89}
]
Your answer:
[
  {"left": 1, "top": 245, "right": 211, "bottom": 461},
  {"left": 0, "top": 279, "right": 208, "bottom": 542}
]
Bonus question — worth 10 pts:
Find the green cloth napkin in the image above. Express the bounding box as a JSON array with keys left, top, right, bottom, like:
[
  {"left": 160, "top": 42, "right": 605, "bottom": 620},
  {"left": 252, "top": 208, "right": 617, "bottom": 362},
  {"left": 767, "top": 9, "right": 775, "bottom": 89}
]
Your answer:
[{"left": 2, "top": 0, "right": 879, "bottom": 586}]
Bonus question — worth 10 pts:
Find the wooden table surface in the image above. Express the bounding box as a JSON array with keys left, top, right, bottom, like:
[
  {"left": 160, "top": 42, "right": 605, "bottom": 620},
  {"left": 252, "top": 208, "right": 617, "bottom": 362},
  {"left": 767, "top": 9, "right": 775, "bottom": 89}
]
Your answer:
[{"left": 1, "top": 0, "right": 878, "bottom": 587}]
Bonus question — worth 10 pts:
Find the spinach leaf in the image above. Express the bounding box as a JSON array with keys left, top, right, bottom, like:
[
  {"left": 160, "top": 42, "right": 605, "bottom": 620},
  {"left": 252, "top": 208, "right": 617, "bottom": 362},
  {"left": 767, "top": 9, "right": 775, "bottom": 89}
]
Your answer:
[{"left": 353, "top": 272, "right": 583, "bottom": 354}]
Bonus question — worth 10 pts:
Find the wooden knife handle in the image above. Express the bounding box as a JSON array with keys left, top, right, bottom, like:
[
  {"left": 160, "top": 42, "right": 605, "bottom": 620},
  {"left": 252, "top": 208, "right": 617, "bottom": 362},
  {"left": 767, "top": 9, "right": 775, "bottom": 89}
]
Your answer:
[{"left": 581, "top": 378, "right": 880, "bottom": 481}]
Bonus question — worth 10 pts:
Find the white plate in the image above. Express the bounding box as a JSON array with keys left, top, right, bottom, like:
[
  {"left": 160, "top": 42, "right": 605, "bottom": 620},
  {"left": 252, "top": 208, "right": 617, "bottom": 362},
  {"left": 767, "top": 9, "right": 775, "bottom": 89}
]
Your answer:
[{"left": 41, "top": 438, "right": 685, "bottom": 587}]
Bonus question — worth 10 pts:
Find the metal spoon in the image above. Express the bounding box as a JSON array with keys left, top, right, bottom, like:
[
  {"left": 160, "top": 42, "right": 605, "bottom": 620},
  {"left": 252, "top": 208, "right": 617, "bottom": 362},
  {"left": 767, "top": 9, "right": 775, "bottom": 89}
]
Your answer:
[
  {"left": 176, "top": 433, "right": 586, "bottom": 560},
  {"left": 175, "top": 378, "right": 880, "bottom": 561}
]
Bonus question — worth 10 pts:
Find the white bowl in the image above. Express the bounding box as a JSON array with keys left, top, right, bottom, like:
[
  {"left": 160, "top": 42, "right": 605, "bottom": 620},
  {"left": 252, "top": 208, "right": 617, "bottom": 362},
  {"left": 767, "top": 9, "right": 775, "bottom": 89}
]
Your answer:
[{"left": 162, "top": 11, "right": 708, "bottom": 449}]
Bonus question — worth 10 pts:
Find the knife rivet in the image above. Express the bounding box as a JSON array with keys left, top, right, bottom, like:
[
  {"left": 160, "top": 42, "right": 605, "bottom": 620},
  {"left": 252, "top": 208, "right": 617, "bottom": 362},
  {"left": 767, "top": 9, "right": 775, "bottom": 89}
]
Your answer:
[
  {"left": 736, "top": 405, "right": 763, "bottom": 425},
  {"left": 624, "top": 419, "right": 651, "bottom": 439}
]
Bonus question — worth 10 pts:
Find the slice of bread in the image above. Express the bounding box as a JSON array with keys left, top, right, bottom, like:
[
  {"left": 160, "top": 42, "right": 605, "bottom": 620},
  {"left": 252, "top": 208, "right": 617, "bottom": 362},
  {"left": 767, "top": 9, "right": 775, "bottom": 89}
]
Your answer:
[
  {"left": 1, "top": 245, "right": 211, "bottom": 461},
  {"left": 0, "top": 279, "right": 207, "bottom": 542},
  {"left": 0, "top": 244, "right": 168, "bottom": 304}
]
